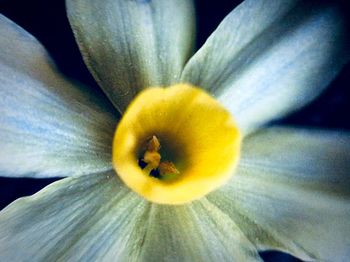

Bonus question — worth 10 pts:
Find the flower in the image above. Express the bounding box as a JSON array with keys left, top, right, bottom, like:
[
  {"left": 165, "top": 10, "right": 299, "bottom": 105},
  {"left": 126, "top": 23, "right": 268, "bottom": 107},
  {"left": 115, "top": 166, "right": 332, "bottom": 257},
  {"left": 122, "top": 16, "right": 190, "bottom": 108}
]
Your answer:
[{"left": 0, "top": 0, "right": 349, "bottom": 261}]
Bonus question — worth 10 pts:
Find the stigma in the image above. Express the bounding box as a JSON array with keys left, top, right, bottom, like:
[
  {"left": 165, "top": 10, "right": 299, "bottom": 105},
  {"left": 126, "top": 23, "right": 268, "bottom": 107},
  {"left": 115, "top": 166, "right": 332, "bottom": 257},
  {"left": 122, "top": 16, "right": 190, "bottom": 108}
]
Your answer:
[{"left": 112, "top": 84, "right": 241, "bottom": 205}]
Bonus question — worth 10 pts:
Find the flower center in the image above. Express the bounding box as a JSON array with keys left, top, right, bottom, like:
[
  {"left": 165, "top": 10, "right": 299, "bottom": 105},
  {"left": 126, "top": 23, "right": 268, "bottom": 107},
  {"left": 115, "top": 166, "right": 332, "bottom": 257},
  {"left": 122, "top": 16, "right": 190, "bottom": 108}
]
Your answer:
[
  {"left": 138, "top": 135, "right": 180, "bottom": 180},
  {"left": 112, "top": 84, "right": 241, "bottom": 205}
]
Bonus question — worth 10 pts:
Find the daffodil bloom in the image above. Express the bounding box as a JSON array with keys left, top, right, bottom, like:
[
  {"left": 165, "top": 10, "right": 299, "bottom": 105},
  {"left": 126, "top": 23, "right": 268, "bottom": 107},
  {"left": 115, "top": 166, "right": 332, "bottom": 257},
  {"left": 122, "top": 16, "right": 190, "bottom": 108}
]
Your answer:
[{"left": 0, "top": 0, "right": 350, "bottom": 261}]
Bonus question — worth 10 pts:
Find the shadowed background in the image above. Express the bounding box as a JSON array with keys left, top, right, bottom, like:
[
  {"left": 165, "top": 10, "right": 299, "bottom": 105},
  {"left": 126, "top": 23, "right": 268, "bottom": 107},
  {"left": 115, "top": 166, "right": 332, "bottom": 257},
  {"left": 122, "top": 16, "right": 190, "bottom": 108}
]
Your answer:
[{"left": 0, "top": 0, "right": 349, "bottom": 261}]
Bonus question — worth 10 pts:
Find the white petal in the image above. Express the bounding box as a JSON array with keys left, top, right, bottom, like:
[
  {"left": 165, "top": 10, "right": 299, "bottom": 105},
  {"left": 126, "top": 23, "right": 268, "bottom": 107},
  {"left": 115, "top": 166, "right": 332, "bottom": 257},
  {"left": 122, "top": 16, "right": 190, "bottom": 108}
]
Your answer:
[
  {"left": 0, "top": 172, "right": 152, "bottom": 261},
  {"left": 66, "top": 0, "right": 195, "bottom": 112},
  {"left": 208, "top": 127, "right": 350, "bottom": 261},
  {"left": 181, "top": 0, "right": 350, "bottom": 134},
  {"left": 0, "top": 171, "right": 260, "bottom": 262},
  {"left": 0, "top": 15, "right": 117, "bottom": 178},
  {"left": 140, "top": 199, "right": 261, "bottom": 261}
]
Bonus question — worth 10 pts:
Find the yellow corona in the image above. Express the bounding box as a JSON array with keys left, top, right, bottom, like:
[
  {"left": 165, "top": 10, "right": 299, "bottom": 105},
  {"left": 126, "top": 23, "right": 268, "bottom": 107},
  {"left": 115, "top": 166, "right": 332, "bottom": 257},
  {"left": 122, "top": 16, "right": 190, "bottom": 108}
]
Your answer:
[{"left": 112, "top": 84, "right": 241, "bottom": 204}]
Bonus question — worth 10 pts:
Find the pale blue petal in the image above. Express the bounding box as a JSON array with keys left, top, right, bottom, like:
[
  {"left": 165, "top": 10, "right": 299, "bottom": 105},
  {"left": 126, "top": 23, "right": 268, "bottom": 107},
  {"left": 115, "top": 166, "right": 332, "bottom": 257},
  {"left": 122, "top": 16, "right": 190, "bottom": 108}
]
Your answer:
[
  {"left": 140, "top": 200, "right": 261, "bottom": 261},
  {"left": 181, "top": 0, "right": 350, "bottom": 134},
  {"left": 66, "top": 0, "right": 196, "bottom": 112},
  {"left": 0, "top": 172, "right": 261, "bottom": 261},
  {"left": 0, "top": 172, "right": 150, "bottom": 261},
  {"left": 0, "top": 15, "right": 117, "bottom": 178},
  {"left": 208, "top": 127, "right": 350, "bottom": 261}
]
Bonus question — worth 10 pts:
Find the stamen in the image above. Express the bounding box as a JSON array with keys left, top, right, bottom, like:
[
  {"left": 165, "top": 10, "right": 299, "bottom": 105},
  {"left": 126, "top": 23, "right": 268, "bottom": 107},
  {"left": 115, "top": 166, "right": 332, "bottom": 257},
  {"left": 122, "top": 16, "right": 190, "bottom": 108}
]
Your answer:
[
  {"left": 143, "top": 151, "right": 161, "bottom": 169},
  {"left": 147, "top": 135, "right": 161, "bottom": 151},
  {"left": 159, "top": 161, "right": 180, "bottom": 176},
  {"left": 139, "top": 135, "right": 179, "bottom": 179}
]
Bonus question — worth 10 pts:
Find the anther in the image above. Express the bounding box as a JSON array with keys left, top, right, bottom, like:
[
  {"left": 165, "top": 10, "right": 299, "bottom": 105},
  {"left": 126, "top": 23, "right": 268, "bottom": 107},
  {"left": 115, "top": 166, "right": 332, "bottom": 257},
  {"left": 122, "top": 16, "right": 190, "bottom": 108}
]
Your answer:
[{"left": 139, "top": 136, "right": 179, "bottom": 179}]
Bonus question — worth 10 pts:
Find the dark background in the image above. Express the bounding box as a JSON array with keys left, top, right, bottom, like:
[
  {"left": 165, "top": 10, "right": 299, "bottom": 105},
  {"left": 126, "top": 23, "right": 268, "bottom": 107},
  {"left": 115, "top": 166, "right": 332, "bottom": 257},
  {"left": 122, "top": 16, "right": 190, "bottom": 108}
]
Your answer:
[{"left": 0, "top": 0, "right": 349, "bottom": 261}]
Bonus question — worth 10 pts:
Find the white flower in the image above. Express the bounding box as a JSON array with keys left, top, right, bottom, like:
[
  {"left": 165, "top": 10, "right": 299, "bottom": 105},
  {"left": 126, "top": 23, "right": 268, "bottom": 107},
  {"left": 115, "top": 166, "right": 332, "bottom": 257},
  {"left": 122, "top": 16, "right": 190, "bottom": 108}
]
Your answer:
[{"left": 0, "top": 0, "right": 349, "bottom": 261}]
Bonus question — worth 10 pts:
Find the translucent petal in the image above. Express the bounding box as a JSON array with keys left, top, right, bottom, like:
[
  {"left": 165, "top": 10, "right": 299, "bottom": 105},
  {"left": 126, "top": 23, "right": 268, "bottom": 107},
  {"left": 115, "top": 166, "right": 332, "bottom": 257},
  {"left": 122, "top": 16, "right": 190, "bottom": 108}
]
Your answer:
[
  {"left": 208, "top": 127, "right": 350, "bottom": 261},
  {"left": 181, "top": 0, "right": 350, "bottom": 134},
  {"left": 0, "top": 171, "right": 260, "bottom": 261},
  {"left": 0, "top": 15, "right": 117, "bottom": 178},
  {"left": 66, "top": 0, "right": 195, "bottom": 112},
  {"left": 0, "top": 172, "right": 151, "bottom": 261},
  {"left": 140, "top": 200, "right": 261, "bottom": 262}
]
